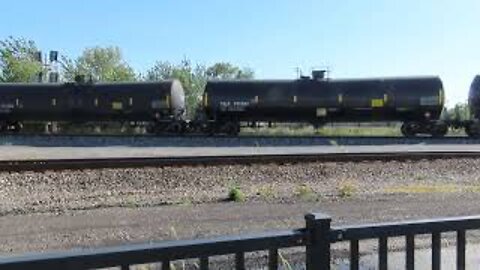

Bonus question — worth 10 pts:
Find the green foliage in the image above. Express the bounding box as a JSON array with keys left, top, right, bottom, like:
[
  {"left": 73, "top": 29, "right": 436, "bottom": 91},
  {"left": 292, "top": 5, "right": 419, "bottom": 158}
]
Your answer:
[
  {"left": 0, "top": 36, "right": 42, "bottom": 82},
  {"left": 146, "top": 59, "right": 207, "bottom": 117},
  {"left": 206, "top": 62, "right": 254, "bottom": 79},
  {"left": 228, "top": 186, "right": 246, "bottom": 202},
  {"left": 145, "top": 59, "right": 253, "bottom": 117},
  {"left": 62, "top": 46, "right": 136, "bottom": 82},
  {"left": 242, "top": 124, "right": 401, "bottom": 137},
  {"left": 442, "top": 102, "right": 470, "bottom": 121}
]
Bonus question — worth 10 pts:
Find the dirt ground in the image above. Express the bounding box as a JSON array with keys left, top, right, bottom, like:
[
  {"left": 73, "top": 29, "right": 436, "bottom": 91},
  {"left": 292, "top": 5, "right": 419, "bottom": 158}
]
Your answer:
[
  {"left": 1, "top": 155, "right": 480, "bottom": 270},
  {"left": 1, "top": 192, "right": 480, "bottom": 255}
]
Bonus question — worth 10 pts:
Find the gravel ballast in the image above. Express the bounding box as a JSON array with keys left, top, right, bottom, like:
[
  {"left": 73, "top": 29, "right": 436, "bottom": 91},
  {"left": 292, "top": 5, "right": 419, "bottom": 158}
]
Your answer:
[{"left": 0, "top": 158, "right": 479, "bottom": 215}]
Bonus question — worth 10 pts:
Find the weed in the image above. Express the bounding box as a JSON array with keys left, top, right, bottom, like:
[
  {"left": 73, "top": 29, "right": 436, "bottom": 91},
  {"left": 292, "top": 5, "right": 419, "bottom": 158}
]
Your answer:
[
  {"left": 177, "top": 198, "right": 193, "bottom": 206},
  {"left": 338, "top": 182, "right": 356, "bottom": 198},
  {"left": 228, "top": 186, "right": 246, "bottom": 202},
  {"left": 414, "top": 175, "right": 427, "bottom": 181},
  {"left": 133, "top": 264, "right": 156, "bottom": 270},
  {"left": 169, "top": 227, "right": 189, "bottom": 270},
  {"left": 278, "top": 251, "right": 294, "bottom": 270},
  {"left": 257, "top": 185, "right": 276, "bottom": 200},
  {"left": 465, "top": 185, "right": 480, "bottom": 193},
  {"left": 124, "top": 196, "right": 138, "bottom": 208},
  {"left": 295, "top": 184, "right": 317, "bottom": 201}
]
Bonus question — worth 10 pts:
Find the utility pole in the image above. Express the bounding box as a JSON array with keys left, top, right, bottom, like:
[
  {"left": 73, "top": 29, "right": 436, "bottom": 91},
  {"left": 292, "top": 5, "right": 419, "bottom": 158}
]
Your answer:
[
  {"left": 35, "top": 50, "right": 59, "bottom": 83},
  {"left": 34, "top": 50, "right": 61, "bottom": 134},
  {"left": 295, "top": 67, "right": 302, "bottom": 78}
]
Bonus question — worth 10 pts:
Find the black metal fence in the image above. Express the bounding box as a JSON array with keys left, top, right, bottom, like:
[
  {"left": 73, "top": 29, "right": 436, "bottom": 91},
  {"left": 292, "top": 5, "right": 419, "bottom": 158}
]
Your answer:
[{"left": 1, "top": 212, "right": 479, "bottom": 270}]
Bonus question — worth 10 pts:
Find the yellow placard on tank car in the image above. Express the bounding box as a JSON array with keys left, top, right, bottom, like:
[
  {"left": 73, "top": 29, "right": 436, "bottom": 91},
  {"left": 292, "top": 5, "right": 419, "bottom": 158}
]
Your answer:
[
  {"left": 371, "top": 99, "right": 384, "bottom": 108},
  {"left": 112, "top": 102, "right": 123, "bottom": 110}
]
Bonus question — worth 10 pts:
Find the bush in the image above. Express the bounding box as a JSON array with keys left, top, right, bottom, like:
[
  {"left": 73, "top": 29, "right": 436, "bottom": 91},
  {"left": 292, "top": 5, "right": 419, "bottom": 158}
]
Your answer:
[{"left": 228, "top": 186, "right": 246, "bottom": 202}]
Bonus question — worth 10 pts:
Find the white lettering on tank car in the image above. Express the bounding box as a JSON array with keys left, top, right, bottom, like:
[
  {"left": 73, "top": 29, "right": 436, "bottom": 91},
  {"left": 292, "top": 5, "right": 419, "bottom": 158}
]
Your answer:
[
  {"left": 219, "top": 101, "right": 250, "bottom": 112},
  {"left": 0, "top": 103, "right": 14, "bottom": 113},
  {"left": 420, "top": 96, "right": 439, "bottom": 106},
  {"left": 316, "top": 108, "right": 327, "bottom": 117},
  {"left": 151, "top": 100, "right": 167, "bottom": 109}
]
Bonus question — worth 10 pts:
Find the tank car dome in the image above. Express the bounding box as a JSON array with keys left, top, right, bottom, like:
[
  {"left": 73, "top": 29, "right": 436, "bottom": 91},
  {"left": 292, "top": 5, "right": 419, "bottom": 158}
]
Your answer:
[{"left": 169, "top": 79, "right": 186, "bottom": 118}]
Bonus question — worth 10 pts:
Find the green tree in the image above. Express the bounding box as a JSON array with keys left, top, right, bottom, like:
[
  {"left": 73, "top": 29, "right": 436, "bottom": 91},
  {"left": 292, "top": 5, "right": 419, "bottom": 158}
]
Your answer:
[
  {"left": 452, "top": 103, "right": 470, "bottom": 121},
  {"left": 146, "top": 59, "right": 206, "bottom": 117},
  {"left": 145, "top": 59, "right": 254, "bottom": 117},
  {"left": 206, "top": 62, "right": 254, "bottom": 79},
  {"left": 0, "top": 36, "right": 42, "bottom": 82},
  {"left": 442, "top": 102, "right": 470, "bottom": 121},
  {"left": 62, "top": 46, "right": 136, "bottom": 82},
  {"left": 440, "top": 107, "right": 451, "bottom": 121}
]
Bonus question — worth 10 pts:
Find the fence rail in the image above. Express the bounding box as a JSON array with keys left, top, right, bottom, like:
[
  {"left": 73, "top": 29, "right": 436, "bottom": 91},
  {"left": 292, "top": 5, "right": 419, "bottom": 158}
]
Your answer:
[{"left": 1, "top": 213, "right": 480, "bottom": 270}]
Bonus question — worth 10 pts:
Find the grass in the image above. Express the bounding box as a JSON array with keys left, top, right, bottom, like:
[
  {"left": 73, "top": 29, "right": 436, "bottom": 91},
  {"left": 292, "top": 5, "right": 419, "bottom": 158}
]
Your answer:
[
  {"left": 241, "top": 124, "right": 473, "bottom": 137},
  {"left": 465, "top": 186, "right": 480, "bottom": 193},
  {"left": 384, "top": 183, "right": 480, "bottom": 194},
  {"left": 385, "top": 184, "right": 462, "bottom": 194},
  {"left": 294, "top": 184, "right": 317, "bottom": 201},
  {"left": 241, "top": 124, "right": 401, "bottom": 137},
  {"left": 124, "top": 195, "right": 139, "bottom": 208},
  {"left": 337, "top": 182, "right": 356, "bottom": 198},
  {"left": 315, "top": 126, "right": 401, "bottom": 137},
  {"left": 256, "top": 185, "right": 277, "bottom": 200},
  {"left": 176, "top": 198, "right": 193, "bottom": 206},
  {"left": 414, "top": 175, "right": 427, "bottom": 181},
  {"left": 278, "top": 251, "right": 294, "bottom": 270},
  {"left": 228, "top": 186, "right": 246, "bottom": 202}
]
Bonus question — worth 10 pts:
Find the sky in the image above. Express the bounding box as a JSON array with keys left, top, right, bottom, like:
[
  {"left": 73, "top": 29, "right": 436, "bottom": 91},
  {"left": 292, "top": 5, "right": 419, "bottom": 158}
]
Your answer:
[{"left": 1, "top": 0, "right": 480, "bottom": 106}]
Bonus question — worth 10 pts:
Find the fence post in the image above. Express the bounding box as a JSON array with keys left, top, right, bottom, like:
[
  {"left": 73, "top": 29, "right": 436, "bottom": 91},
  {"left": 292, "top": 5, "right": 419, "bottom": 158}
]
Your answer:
[{"left": 305, "top": 212, "right": 332, "bottom": 270}]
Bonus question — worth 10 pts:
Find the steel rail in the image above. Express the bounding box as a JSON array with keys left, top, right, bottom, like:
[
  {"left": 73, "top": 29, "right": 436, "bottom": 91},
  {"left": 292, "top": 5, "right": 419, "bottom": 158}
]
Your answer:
[{"left": 1, "top": 151, "right": 480, "bottom": 172}]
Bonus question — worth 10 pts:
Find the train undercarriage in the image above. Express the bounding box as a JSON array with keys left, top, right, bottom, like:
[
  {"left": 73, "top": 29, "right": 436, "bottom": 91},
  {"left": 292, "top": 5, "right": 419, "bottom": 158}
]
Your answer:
[
  {"left": 2, "top": 119, "right": 480, "bottom": 138},
  {"left": 400, "top": 121, "right": 448, "bottom": 138},
  {"left": 0, "top": 121, "right": 23, "bottom": 133},
  {"left": 148, "top": 118, "right": 480, "bottom": 138}
]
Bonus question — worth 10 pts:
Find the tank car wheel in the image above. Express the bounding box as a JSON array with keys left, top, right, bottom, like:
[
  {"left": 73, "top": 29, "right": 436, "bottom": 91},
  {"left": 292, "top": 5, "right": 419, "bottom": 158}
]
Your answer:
[
  {"left": 431, "top": 122, "right": 448, "bottom": 138},
  {"left": 193, "top": 121, "right": 211, "bottom": 135},
  {"left": 204, "top": 123, "right": 216, "bottom": 136},
  {"left": 466, "top": 122, "right": 480, "bottom": 138},
  {"left": 10, "top": 122, "right": 22, "bottom": 133},
  {"left": 401, "top": 122, "right": 418, "bottom": 138},
  {"left": 167, "top": 122, "right": 184, "bottom": 134},
  {"left": 220, "top": 122, "right": 240, "bottom": 136},
  {"left": 0, "top": 123, "right": 7, "bottom": 133},
  {"left": 145, "top": 124, "right": 155, "bottom": 134}
]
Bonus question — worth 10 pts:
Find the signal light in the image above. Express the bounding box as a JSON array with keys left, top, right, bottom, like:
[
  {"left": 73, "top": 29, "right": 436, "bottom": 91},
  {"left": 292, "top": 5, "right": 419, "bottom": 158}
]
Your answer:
[
  {"left": 34, "top": 51, "right": 42, "bottom": 62},
  {"left": 49, "top": 51, "right": 58, "bottom": 62},
  {"left": 49, "top": 72, "right": 59, "bottom": 83}
]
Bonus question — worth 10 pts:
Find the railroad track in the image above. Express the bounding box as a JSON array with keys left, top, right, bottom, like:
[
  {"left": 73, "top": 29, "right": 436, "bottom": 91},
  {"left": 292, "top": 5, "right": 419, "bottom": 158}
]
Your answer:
[{"left": 2, "top": 151, "right": 480, "bottom": 172}]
